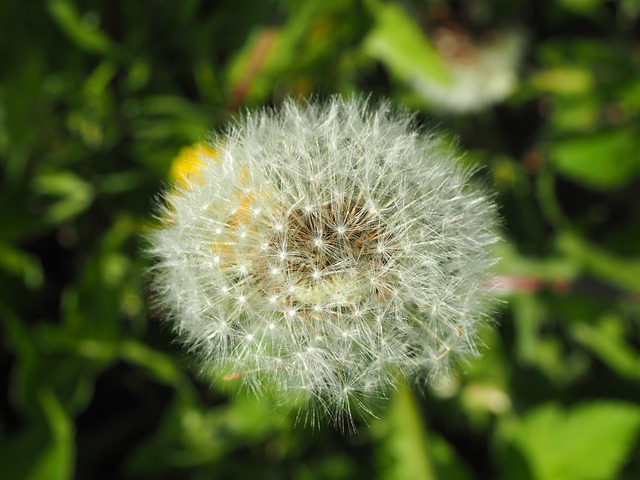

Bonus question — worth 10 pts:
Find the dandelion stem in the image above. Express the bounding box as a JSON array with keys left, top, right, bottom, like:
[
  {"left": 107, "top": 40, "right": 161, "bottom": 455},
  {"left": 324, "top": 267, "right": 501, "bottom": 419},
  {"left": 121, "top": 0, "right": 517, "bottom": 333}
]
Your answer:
[{"left": 379, "top": 380, "right": 437, "bottom": 480}]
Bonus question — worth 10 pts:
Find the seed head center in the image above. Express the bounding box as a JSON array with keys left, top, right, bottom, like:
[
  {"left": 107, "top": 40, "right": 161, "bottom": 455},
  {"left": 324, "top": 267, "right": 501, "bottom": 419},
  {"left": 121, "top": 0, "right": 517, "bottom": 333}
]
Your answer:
[{"left": 249, "top": 198, "right": 398, "bottom": 309}]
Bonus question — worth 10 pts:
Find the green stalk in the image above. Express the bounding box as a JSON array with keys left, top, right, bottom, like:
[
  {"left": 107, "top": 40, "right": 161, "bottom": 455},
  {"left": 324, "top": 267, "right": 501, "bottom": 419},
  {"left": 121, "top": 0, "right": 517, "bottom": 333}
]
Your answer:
[{"left": 378, "top": 381, "right": 437, "bottom": 480}]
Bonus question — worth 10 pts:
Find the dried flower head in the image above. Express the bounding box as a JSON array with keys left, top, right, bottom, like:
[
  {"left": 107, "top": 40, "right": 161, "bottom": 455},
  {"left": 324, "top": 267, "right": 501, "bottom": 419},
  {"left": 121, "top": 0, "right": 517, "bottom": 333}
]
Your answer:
[
  {"left": 415, "top": 29, "right": 525, "bottom": 113},
  {"left": 148, "top": 97, "right": 499, "bottom": 423}
]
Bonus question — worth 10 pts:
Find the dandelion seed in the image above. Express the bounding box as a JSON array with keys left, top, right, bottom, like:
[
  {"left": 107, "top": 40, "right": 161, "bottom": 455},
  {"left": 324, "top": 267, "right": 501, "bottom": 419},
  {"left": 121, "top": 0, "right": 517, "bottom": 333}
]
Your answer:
[{"left": 148, "top": 97, "right": 500, "bottom": 424}]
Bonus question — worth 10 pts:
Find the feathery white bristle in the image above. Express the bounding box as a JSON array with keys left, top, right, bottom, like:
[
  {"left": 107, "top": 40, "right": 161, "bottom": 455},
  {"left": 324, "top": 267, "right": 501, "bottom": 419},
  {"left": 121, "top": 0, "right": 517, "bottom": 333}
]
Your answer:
[{"left": 148, "top": 97, "right": 500, "bottom": 424}]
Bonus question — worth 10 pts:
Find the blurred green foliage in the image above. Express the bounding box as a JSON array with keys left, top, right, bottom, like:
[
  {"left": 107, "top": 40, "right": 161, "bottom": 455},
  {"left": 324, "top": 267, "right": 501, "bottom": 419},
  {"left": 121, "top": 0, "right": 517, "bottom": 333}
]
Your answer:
[{"left": 1, "top": 0, "right": 640, "bottom": 479}]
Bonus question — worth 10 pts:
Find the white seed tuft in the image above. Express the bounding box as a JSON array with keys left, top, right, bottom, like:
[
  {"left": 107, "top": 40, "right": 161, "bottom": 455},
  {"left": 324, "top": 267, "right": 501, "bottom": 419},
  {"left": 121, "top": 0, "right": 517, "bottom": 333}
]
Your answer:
[{"left": 148, "top": 97, "right": 500, "bottom": 424}]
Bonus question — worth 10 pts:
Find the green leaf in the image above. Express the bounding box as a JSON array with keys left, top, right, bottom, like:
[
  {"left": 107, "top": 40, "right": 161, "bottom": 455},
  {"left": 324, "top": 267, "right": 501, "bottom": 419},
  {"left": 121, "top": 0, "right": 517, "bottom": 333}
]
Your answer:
[
  {"left": 548, "top": 128, "right": 639, "bottom": 189},
  {"left": 1, "top": 307, "right": 37, "bottom": 411},
  {"left": 83, "top": 60, "right": 118, "bottom": 98},
  {"left": 364, "top": 2, "right": 451, "bottom": 86},
  {"left": 556, "top": 231, "right": 640, "bottom": 293},
  {"left": 224, "top": 0, "right": 354, "bottom": 106},
  {"left": 620, "top": 79, "right": 640, "bottom": 114},
  {"left": 0, "top": 242, "right": 43, "bottom": 289},
  {"left": 376, "top": 383, "right": 436, "bottom": 480},
  {"left": 32, "top": 171, "right": 94, "bottom": 224},
  {"left": 511, "top": 294, "right": 585, "bottom": 385},
  {"left": 571, "top": 313, "right": 640, "bottom": 380},
  {"left": 125, "top": 95, "right": 213, "bottom": 144},
  {"left": 128, "top": 395, "right": 288, "bottom": 472},
  {"left": 558, "top": 0, "right": 603, "bottom": 14},
  {"left": 511, "top": 293, "right": 545, "bottom": 365},
  {"left": 532, "top": 68, "right": 594, "bottom": 95},
  {"left": 224, "top": 28, "right": 282, "bottom": 106},
  {"left": 119, "top": 339, "right": 193, "bottom": 394},
  {"left": 549, "top": 98, "right": 598, "bottom": 132},
  {"left": 514, "top": 402, "right": 640, "bottom": 480},
  {"left": 495, "top": 241, "right": 580, "bottom": 283},
  {"left": 28, "top": 389, "right": 75, "bottom": 480},
  {"left": 47, "top": 0, "right": 118, "bottom": 56},
  {"left": 431, "top": 434, "right": 473, "bottom": 480}
]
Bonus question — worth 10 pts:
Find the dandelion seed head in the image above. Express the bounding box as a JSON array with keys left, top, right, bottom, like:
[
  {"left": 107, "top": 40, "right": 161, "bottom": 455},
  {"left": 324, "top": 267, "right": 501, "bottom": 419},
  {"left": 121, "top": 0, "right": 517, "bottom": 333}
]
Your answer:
[
  {"left": 148, "top": 97, "right": 500, "bottom": 423},
  {"left": 414, "top": 29, "right": 525, "bottom": 113}
]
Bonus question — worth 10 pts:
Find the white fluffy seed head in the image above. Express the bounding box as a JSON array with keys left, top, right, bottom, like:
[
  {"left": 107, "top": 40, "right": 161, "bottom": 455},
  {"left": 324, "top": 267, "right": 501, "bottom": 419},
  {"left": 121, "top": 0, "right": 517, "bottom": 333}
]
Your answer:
[
  {"left": 148, "top": 97, "right": 500, "bottom": 425},
  {"left": 415, "top": 29, "right": 525, "bottom": 113}
]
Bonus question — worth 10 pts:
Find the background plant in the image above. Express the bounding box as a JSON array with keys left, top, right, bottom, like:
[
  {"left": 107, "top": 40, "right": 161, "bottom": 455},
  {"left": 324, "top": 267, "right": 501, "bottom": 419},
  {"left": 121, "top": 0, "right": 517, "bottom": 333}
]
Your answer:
[{"left": 1, "top": 0, "right": 640, "bottom": 479}]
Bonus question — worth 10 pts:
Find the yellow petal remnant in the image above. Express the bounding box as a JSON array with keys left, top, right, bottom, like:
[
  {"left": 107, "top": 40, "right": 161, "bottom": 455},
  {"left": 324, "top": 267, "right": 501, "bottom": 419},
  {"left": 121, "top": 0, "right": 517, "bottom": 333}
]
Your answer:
[{"left": 169, "top": 142, "right": 219, "bottom": 188}]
